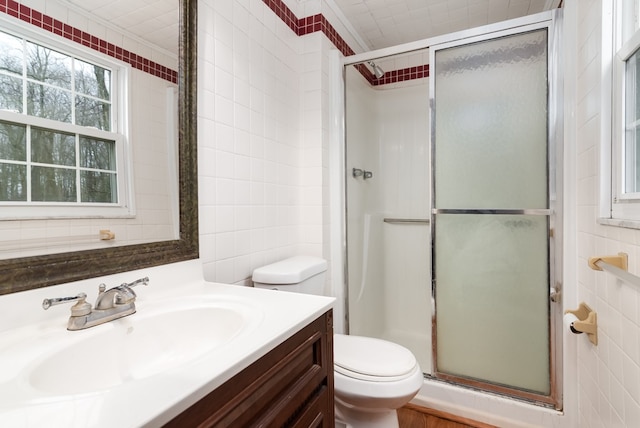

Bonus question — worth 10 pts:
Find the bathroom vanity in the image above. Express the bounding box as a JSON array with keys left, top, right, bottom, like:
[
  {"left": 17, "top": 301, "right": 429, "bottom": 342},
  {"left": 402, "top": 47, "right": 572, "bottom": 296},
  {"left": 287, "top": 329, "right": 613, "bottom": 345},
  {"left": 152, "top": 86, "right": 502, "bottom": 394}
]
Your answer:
[
  {"left": 0, "top": 260, "right": 335, "bottom": 427},
  {"left": 166, "top": 311, "right": 334, "bottom": 427}
]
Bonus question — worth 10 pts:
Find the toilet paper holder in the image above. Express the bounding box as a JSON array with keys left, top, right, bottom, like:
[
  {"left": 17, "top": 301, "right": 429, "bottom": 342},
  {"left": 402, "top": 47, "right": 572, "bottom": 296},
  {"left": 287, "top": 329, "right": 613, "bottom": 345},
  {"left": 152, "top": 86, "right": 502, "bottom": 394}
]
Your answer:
[{"left": 565, "top": 302, "right": 597, "bottom": 345}]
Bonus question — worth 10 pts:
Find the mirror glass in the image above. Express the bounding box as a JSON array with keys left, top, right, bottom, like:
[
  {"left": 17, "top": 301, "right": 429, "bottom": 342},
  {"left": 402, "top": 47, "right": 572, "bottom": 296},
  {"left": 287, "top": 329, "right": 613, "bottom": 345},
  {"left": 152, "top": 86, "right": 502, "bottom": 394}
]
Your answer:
[{"left": 0, "top": 0, "right": 198, "bottom": 294}]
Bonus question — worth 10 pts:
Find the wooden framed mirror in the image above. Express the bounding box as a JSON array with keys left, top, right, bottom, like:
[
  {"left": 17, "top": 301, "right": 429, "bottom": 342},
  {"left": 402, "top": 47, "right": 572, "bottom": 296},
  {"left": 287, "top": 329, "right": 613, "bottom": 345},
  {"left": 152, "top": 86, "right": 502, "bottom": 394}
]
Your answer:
[{"left": 0, "top": 0, "right": 198, "bottom": 295}]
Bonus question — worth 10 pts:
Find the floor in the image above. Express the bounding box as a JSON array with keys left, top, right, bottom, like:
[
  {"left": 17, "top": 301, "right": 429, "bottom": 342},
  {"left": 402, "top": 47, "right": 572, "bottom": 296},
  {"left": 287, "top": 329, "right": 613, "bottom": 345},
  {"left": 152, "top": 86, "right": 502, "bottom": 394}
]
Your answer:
[{"left": 398, "top": 404, "right": 497, "bottom": 428}]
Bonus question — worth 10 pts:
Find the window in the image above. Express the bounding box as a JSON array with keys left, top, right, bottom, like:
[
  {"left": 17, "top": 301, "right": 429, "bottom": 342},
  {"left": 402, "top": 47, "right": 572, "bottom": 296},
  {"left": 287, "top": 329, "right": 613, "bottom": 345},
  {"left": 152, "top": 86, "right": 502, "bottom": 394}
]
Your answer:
[
  {"left": 0, "top": 26, "right": 131, "bottom": 219},
  {"left": 625, "top": 47, "right": 640, "bottom": 194},
  {"left": 610, "top": 0, "right": 640, "bottom": 220}
]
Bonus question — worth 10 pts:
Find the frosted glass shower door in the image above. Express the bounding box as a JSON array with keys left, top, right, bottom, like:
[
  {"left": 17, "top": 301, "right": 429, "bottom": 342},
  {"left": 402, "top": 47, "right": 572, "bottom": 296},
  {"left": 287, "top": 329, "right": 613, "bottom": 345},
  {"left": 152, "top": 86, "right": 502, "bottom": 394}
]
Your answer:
[{"left": 431, "top": 24, "right": 557, "bottom": 404}]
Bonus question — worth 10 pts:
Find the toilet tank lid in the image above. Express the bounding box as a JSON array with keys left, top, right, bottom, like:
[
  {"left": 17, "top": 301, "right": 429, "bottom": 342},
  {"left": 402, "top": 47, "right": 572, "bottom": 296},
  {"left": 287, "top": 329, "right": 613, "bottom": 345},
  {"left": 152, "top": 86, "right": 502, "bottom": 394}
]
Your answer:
[{"left": 252, "top": 256, "right": 327, "bottom": 284}]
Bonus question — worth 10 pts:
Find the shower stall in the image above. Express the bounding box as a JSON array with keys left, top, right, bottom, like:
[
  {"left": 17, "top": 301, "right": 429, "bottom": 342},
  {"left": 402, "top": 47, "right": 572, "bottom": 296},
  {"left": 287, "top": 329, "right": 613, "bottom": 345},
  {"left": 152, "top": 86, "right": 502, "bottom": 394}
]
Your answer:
[{"left": 339, "top": 9, "right": 564, "bottom": 417}]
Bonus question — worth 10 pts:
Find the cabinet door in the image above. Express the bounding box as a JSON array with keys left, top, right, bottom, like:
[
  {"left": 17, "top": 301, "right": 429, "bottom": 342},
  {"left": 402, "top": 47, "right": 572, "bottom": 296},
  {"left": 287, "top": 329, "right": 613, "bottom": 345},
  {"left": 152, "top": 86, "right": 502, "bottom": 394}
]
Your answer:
[{"left": 290, "top": 387, "right": 331, "bottom": 428}]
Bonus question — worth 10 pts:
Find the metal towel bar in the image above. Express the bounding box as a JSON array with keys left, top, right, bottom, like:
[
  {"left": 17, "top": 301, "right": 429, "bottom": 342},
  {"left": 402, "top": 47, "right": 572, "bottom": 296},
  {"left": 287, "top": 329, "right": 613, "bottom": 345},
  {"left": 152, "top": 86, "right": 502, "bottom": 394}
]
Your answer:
[{"left": 383, "top": 218, "right": 430, "bottom": 225}]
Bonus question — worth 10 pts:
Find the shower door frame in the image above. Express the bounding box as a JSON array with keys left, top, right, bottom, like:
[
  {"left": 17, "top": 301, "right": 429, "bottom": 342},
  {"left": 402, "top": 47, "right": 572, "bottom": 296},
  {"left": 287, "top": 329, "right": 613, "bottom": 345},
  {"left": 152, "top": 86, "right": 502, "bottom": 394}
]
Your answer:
[
  {"left": 339, "top": 8, "right": 564, "bottom": 410},
  {"left": 428, "top": 11, "right": 563, "bottom": 409}
]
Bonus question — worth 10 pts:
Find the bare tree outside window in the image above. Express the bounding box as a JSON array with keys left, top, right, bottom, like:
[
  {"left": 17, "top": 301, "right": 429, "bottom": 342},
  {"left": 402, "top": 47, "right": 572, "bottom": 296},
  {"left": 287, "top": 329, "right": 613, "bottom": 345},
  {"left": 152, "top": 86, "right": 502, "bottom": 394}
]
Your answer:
[
  {"left": 0, "top": 121, "right": 26, "bottom": 201},
  {"left": 0, "top": 32, "right": 24, "bottom": 114},
  {"left": 75, "top": 60, "right": 111, "bottom": 131}
]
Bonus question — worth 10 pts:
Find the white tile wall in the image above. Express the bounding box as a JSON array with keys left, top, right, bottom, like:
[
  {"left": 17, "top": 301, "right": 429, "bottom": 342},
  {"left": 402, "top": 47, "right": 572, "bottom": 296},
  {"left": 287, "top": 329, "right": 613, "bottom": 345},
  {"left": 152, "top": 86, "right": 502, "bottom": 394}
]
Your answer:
[
  {"left": 572, "top": 0, "right": 640, "bottom": 426},
  {"left": 198, "top": 0, "right": 328, "bottom": 286}
]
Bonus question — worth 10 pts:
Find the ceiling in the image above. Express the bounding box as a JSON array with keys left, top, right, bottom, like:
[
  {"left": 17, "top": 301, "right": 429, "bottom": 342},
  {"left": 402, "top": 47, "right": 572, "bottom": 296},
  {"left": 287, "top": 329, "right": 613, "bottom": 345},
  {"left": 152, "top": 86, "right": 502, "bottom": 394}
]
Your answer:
[
  {"left": 62, "top": 0, "right": 178, "bottom": 55},
  {"left": 58, "top": 0, "right": 561, "bottom": 59},
  {"left": 332, "top": 0, "right": 561, "bottom": 51}
]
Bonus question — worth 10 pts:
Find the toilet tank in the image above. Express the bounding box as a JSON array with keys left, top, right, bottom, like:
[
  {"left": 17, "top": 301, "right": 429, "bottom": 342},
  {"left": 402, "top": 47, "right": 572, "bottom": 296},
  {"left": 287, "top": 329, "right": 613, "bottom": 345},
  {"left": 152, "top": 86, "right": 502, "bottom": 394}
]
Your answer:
[{"left": 252, "top": 256, "right": 327, "bottom": 295}]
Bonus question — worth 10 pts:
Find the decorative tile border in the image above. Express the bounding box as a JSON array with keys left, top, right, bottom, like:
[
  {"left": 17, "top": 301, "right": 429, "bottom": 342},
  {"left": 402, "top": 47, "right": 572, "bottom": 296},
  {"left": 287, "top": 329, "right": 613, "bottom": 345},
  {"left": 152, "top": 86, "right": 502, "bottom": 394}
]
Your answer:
[
  {"left": 1, "top": 0, "right": 424, "bottom": 86},
  {"left": 262, "top": 0, "right": 298, "bottom": 34},
  {"left": 0, "top": 0, "right": 177, "bottom": 84},
  {"left": 370, "top": 64, "right": 430, "bottom": 86},
  {"left": 297, "top": 13, "right": 355, "bottom": 57},
  {"left": 261, "top": 0, "right": 355, "bottom": 57},
  {"left": 261, "top": 0, "right": 428, "bottom": 85}
]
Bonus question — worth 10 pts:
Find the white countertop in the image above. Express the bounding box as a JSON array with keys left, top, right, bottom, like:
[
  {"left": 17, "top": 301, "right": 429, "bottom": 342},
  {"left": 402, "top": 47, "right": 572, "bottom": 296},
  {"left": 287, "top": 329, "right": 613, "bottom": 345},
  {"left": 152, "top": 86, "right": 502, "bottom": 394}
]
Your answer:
[{"left": 0, "top": 260, "right": 334, "bottom": 427}]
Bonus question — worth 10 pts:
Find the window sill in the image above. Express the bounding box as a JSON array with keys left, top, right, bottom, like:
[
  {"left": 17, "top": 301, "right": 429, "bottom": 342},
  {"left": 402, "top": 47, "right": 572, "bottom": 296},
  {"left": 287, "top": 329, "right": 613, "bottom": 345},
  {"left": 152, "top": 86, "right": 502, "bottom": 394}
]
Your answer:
[
  {"left": 597, "top": 217, "right": 640, "bottom": 230},
  {"left": 0, "top": 205, "right": 135, "bottom": 220}
]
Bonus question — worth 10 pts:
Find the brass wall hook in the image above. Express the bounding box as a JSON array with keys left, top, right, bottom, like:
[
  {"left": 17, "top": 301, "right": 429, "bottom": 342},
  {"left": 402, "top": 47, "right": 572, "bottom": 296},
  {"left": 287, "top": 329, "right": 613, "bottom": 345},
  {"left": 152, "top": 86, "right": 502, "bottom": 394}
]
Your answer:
[{"left": 565, "top": 302, "right": 598, "bottom": 345}]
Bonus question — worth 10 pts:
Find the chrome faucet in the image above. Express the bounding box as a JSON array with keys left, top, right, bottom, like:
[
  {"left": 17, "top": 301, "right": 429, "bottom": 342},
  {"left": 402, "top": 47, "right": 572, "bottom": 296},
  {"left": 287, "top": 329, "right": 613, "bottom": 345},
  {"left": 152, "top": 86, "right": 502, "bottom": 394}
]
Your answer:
[{"left": 43, "top": 277, "right": 149, "bottom": 330}]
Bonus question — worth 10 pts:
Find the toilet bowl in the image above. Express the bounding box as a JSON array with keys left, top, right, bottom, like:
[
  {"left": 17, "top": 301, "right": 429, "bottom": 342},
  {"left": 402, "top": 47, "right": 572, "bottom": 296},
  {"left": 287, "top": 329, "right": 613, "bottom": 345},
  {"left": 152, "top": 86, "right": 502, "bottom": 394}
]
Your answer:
[
  {"left": 252, "top": 256, "right": 423, "bottom": 428},
  {"left": 333, "top": 333, "right": 423, "bottom": 428}
]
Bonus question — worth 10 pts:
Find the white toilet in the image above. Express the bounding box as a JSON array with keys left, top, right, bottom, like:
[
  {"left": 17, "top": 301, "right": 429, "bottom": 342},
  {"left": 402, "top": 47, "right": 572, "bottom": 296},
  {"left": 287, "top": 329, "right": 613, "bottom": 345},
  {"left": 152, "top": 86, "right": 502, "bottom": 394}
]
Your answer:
[{"left": 252, "top": 256, "right": 423, "bottom": 428}]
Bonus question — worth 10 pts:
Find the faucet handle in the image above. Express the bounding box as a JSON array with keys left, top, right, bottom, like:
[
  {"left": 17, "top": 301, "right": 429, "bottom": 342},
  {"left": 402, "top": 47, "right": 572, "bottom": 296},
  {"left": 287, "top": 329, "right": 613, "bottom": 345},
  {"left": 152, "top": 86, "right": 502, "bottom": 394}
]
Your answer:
[
  {"left": 43, "top": 293, "right": 86, "bottom": 309},
  {"left": 42, "top": 293, "right": 92, "bottom": 316},
  {"left": 120, "top": 276, "right": 149, "bottom": 289}
]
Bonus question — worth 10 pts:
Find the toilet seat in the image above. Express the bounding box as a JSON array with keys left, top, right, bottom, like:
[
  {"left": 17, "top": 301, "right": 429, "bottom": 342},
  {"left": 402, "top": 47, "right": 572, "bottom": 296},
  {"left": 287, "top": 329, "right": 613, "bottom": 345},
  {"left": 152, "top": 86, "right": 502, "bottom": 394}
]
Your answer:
[{"left": 334, "top": 334, "right": 418, "bottom": 382}]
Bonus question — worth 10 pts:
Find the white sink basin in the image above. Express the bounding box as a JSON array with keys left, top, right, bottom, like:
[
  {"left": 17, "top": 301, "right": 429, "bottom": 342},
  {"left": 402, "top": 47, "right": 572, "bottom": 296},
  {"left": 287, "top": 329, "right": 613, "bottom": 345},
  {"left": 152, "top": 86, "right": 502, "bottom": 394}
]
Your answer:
[
  {"left": 24, "top": 297, "right": 260, "bottom": 395},
  {"left": 0, "top": 261, "right": 334, "bottom": 428}
]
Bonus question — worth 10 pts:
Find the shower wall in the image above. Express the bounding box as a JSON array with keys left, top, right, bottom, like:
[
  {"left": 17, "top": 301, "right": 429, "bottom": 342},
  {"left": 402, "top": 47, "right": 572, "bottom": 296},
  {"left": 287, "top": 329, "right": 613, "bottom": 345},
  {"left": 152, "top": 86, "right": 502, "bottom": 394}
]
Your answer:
[{"left": 345, "top": 66, "right": 431, "bottom": 372}]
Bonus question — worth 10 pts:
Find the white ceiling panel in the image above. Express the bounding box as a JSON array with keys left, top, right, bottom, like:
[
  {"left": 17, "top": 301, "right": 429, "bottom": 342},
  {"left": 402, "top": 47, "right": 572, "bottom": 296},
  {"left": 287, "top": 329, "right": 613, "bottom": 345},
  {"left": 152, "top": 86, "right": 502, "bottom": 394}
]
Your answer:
[
  {"left": 55, "top": 1, "right": 561, "bottom": 62},
  {"left": 62, "top": 0, "right": 178, "bottom": 55},
  {"left": 331, "top": 0, "right": 559, "bottom": 50}
]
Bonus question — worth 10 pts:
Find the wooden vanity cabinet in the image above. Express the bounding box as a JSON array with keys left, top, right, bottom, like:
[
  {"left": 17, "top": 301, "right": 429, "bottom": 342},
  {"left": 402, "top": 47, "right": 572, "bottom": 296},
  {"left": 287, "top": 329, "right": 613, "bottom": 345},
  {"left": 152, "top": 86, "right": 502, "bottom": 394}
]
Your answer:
[{"left": 165, "top": 310, "right": 334, "bottom": 427}]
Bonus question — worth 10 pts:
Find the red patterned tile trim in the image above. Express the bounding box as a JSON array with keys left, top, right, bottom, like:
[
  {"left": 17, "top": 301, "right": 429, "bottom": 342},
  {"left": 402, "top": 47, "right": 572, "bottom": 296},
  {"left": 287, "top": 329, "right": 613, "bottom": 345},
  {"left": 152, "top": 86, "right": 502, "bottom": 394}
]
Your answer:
[
  {"left": 0, "top": 0, "right": 177, "bottom": 84},
  {"left": 297, "top": 13, "right": 355, "bottom": 57},
  {"left": 261, "top": 0, "right": 427, "bottom": 85},
  {"left": 371, "top": 64, "right": 430, "bottom": 86}
]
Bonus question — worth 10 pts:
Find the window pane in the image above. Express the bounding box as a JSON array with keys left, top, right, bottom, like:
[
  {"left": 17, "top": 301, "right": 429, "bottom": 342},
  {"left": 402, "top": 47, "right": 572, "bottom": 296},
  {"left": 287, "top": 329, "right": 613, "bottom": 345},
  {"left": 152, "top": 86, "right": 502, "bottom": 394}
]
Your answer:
[
  {"left": 79, "top": 136, "right": 115, "bottom": 170},
  {"left": 0, "top": 74, "right": 23, "bottom": 113},
  {"left": 635, "top": 126, "right": 640, "bottom": 190},
  {"left": 0, "top": 31, "right": 24, "bottom": 76},
  {"left": 75, "top": 60, "right": 111, "bottom": 100},
  {"left": 75, "top": 95, "right": 111, "bottom": 130},
  {"left": 26, "top": 42, "right": 71, "bottom": 89},
  {"left": 81, "top": 170, "right": 117, "bottom": 203},
  {"left": 31, "top": 165, "right": 76, "bottom": 202},
  {"left": 0, "top": 163, "right": 26, "bottom": 201},
  {"left": 625, "top": 48, "right": 640, "bottom": 192},
  {"left": 27, "top": 82, "right": 72, "bottom": 122},
  {"left": 0, "top": 121, "right": 26, "bottom": 161},
  {"left": 31, "top": 128, "right": 76, "bottom": 166},
  {"left": 0, "top": 31, "right": 24, "bottom": 115}
]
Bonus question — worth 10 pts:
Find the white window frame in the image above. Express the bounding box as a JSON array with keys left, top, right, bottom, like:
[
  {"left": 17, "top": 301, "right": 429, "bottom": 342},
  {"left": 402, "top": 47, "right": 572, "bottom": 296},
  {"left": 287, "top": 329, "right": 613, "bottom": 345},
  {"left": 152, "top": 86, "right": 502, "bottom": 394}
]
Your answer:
[
  {"left": 609, "top": 0, "right": 640, "bottom": 222},
  {"left": 0, "top": 15, "right": 134, "bottom": 220}
]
